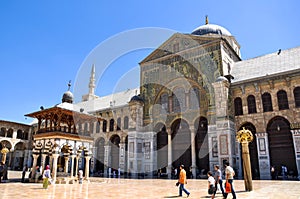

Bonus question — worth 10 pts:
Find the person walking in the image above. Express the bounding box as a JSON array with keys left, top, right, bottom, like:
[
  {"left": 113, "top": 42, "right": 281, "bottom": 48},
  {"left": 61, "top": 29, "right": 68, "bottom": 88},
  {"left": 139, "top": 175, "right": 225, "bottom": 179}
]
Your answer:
[
  {"left": 42, "top": 165, "right": 52, "bottom": 189},
  {"left": 22, "top": 164, "right": 28, "bottom": 183},
  {"left": 207, "top": 171, "right": 216, "bottom": 199},
  {"left": 214, "top": 165, "right": 225, "bottom": 197},
  {"left": 177, "top": 165, "right": 190, "bottom": 197},
  {"left": 78, "top": 170, "right": 83, "bottom": 184},
  {"left": 223, "top": 161, "right": 236, "bottom": 199}
]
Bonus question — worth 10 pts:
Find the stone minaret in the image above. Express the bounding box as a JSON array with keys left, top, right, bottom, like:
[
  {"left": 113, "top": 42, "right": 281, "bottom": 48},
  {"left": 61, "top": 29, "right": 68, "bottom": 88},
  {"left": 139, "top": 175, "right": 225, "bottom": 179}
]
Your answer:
[{"left": 82, "top": 64, "right": 99, "bottom": 101}]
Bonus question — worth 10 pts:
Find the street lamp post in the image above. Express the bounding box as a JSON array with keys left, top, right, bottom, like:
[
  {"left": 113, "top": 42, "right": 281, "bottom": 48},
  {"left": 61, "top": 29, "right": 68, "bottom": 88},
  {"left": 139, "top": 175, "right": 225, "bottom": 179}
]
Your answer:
[{"left": 236, "top": 127, "right": 253, "bottom": 191}]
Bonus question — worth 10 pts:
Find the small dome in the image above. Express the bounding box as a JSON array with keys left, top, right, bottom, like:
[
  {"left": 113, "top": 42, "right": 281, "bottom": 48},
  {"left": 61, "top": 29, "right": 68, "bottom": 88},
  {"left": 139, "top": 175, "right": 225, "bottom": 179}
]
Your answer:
[
  {"left": 62, "top": 91, "right": 74, "bottom": 103},
  {"left": 129, "top": 95, "right": 144, "bottom": 103},
  {"left": 216, "top": 76, "right": 228, "bottom": 82},
  {"left": 192, "top": 24, "right": 231, "bottom": 36}
]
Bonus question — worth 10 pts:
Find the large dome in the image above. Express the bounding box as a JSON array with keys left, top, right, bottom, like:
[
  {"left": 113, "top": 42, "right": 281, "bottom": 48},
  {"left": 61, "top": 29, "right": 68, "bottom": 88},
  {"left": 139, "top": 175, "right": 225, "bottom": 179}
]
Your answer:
[{"left": 191, "top": 24, "right": 232, "bottom": 36}]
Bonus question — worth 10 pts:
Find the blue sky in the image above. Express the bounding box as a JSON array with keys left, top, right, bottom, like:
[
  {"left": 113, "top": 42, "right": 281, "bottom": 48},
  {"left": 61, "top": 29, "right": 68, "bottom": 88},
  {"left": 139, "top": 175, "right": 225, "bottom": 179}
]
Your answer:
[{"left": 0, "top": 0, "right": 300, "bottom": 124}]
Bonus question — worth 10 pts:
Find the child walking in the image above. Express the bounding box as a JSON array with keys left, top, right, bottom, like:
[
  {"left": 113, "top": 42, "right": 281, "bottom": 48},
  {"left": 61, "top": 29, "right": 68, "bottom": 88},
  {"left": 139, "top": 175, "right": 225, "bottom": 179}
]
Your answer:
[{"left": 207, "top": 171, "right": 216, "bottom": 199}]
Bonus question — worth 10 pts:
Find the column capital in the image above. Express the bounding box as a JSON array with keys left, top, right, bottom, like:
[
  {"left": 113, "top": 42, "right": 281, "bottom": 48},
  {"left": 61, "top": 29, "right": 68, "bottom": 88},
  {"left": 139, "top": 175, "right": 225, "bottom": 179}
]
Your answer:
[
  {"left": 32, "top": 154, "right": 39, "bottom": 158},
  {"left": 85, "top": 156, "right": 91, "bottom": 160},
  {"left": 52, "top": 154, "right": 59, "bottom": 158}
]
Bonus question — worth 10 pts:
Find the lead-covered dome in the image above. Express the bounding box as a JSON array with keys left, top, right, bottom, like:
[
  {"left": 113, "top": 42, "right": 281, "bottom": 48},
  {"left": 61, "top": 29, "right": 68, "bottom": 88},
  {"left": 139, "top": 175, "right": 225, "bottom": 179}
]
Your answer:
[
  {"left": 192, "top": 24, "right": 231, "bottom": 36},
  {"left": 129, "top": 95, "right": 144, "bottom": 103},
  {"left": 62, "top": 91, "right": 74, "bottom": 103},
  {"left": 191, "top": 16, "right": 231, "bottom": 36}
]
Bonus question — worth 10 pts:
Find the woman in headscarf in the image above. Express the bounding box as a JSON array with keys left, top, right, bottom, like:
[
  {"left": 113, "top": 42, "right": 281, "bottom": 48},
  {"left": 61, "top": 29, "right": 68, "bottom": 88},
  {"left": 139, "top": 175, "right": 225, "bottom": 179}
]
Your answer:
[{"left": 42, "top": 165, "right": 52, "bottom": 189}]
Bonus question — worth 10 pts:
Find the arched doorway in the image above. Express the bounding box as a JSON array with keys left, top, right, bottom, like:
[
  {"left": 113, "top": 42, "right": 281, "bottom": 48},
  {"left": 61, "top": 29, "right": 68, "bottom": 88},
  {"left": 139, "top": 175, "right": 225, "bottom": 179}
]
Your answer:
[
  {"left": 95, "top": 137, "right": 105, "bottom": 176},
  {"left": 110, "top": 134, "right": 120, "bottom": 172},
  {"left": 171, "top": 119, "right": 191, "bottom": 176},
  {"left": 12, "top": 142, "right": 26, "bottom": 170},
  {"left": 267, "top": 116, "right": 298, "bottom": 178},
  {"left": 239, "top": 123, "right": 260, "bottom": 179},
  {"left": 195, "top": 117, "right": 209, "bottom": 176},
  {"left": 155, "top": 123, "right": 168, "bottom": 175}
]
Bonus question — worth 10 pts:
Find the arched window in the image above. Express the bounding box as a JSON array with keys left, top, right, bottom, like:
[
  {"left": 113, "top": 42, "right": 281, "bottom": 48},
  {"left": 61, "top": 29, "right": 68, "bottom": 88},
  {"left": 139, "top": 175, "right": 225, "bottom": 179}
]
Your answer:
[
  {"left": 84, "top": 123, "right": 88, "bottom": 135},
  {"left": 172, "top": 87, "right": 185, "bottom": 113},
  {"left": 109, "top": 119, "right": 114, "bottom": 132},
  {"left": 96, "top": 121, "right": 100, "bottom": 133},
  {"left": 277, "top": 90, "right": 289, "bottom": 110},
  {"left": 24, "top": 132, "right": 29, "bottom": 140},
  {"left": 190, "top": 87, "right": 200, "bottom": 110},
  {"left": 117, "top": 117, "right": 121, "bottom": 131},
  {"left": 160, "top": 92, "right": 169, "bottom": 113},
  {"left": 0, "top": 128, "right": 5, "bottom": 137},
  {"left": 262, "top": 92, "right": 273, "bottom": 112},
  {"left": 294, "top": 87, "right": 300, "bottom": 107},
  {"left": 124, "top": 116, "right": 129, "bottom": 129},
  {"left": 17, "top": 129, "right": 23, "bottom": 139},
  {"left": 102, "top": 120, "right": 107, "bottom": 132},
  {"left": 247, "top": 95, "right": 257, "bottom": 114},
  {"left": 7, "top": 128, "right": 13, "bottom": 138},
  {"left": 234, "top": 97, "right": 243, "bottom": 116}
]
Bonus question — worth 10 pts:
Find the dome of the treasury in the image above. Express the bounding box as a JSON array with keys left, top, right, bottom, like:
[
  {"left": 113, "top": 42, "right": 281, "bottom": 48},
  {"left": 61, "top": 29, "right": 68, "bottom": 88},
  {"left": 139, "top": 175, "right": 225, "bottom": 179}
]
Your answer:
[{"left": 191, "top": 16, "right": 232, "bottom": 36}]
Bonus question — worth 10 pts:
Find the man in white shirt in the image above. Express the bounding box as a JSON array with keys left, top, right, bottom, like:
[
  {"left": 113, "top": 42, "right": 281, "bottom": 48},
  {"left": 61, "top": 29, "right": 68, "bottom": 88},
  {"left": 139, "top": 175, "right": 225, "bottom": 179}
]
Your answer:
[{"left": 223, "top": 161, "right": 236, "bottom": 199}]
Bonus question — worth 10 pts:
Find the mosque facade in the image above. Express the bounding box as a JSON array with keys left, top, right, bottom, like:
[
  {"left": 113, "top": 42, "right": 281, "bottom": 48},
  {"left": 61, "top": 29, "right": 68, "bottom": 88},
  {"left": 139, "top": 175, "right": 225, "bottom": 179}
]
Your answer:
[{"left": 1, "top": 18, "right": 300, "bottom": 181}]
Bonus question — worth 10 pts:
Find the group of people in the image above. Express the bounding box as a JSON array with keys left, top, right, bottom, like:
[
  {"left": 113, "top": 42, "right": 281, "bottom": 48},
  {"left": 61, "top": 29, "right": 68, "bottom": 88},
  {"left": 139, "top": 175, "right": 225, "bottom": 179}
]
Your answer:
[
  {"left": 22, "top": 164, "right": 52, "bottom": 189},
  {"left": 176, "top": 161, "right": 236, "bottom": 199},
  {"left": 207, "top": 162, "right": 236, "bottom": 199}
]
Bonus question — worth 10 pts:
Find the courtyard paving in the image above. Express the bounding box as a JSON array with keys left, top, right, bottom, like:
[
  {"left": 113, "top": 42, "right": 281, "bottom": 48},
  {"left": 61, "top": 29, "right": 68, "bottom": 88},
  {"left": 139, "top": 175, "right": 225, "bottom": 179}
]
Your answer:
[{"left": 0, "top": 175, "right": 300, "bottom": 199}]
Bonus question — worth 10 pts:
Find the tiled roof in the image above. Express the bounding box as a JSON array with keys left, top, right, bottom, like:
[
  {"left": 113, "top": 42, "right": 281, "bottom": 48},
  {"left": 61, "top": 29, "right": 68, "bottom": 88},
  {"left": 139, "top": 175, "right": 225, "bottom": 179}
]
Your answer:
[
  {"left": 75, "top": 88, "right": 139, "bottom": 113},
  {"left": 231, "top": 46, "right": 300, "bottom": 83}
]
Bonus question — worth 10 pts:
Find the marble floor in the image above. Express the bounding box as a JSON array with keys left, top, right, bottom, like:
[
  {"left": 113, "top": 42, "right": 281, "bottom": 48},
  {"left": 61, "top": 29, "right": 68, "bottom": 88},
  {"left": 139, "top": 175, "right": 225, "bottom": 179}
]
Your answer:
[{"left": 0, "top": 178, "right": 300, "bottom": 199}]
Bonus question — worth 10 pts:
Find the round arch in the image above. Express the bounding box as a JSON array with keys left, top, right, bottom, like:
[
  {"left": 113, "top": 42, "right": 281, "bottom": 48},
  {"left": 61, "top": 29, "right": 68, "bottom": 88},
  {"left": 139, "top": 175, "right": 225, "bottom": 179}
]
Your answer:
[
  {"left": 155, "top": 122, "right": 168, "bottom": 174},
  {"left": 110, "top": 134, "right": 120, "bottom": 171},
  {"left": 194, "top": 117, "right": 209, "bottom": 175},
  {"left": 171, "top": 118, "right": 191, "bottom": 176},
  {"left": 267, "top": 116, "right": 298, "bottom": 178},
  {"left": 95, "top": 137, "right": 105, "bottom": 175}
]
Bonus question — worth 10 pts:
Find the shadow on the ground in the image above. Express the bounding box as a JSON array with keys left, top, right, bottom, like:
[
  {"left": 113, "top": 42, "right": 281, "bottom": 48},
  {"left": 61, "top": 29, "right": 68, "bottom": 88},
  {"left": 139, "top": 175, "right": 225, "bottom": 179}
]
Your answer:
[{"left": 164, "top": 196, "right": 181, "bottom": 198}]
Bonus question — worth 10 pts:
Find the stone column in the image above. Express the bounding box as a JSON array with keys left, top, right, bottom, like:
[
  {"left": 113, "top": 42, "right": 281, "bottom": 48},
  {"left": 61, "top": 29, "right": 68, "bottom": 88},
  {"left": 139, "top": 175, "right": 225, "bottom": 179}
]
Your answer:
[
  {"left": 31, "top": 154, "right": 39, "bottom": 181},
  {"left": 119, "top": 142, "right": 126, "bottom": 173},
  {"left": 51, "top": 154, "right": 59, "bottom": 184},
  {"left": 64, "top": 156, "right": 70, "bottom": 173},
  {"left": 70, "top": 155, "right": 76, "bottom": 178},
  {"left": 104, "top": 145, "right": 111, "bottom": 177},
  {"left": 291, "top": 130, "right": 300, "bottom": 179},
  {"left": 256, "top": 132, "right": 271, "bottom": 180},
  {"left": 75, "top": 155, "right": 80, "bottom": 178},
  {"left": 167, "top": 128, "right": 172, "bottom": 179},
  {"left": 41, "top": 153, "right": 47, "bottom": 172},
  {"left": 49, "top": 156, "right": 53, "bottom": 171},
  {"left": 84, "top": 156, "right": 91, "bottom": 181},
  {"left": 190, "top": 126, "right": 196, "bottom": 178}
]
